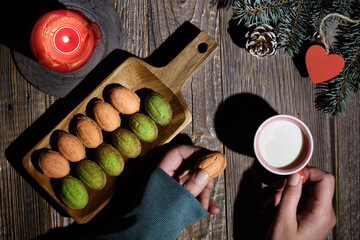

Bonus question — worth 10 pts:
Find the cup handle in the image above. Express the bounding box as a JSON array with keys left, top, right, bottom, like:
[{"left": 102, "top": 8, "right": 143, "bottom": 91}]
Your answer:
[{"left": 298, "top": 170, "right": 306, "bottom": 184}]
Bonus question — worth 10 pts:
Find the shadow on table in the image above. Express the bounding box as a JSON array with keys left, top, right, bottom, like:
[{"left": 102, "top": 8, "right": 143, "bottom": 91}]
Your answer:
[
  {"left": 232, "top": 161, "right": 284, "bottom": 240},
  {"left": 227, "top": 18, "right": 249, "bottom": 50},
  {"left": 215, "top": 93, "right": 284, "bottom": 239},
  {"left": 215, "top": 93, "right": 277, "bottom": 157},
  {"left": 211, "top": 0, "right": 233, "bottom": 9},
  {"left": 291, "top": 41, "right": 312, "bottom": 78},
  {"left": 0, "top": 0, "right": 66, "bottom": 59}
]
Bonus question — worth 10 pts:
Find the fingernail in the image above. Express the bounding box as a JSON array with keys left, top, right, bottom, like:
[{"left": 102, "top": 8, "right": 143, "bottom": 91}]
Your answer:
[
  {"left": 287, "top": 173, "right": 300, "bottom": 187},
  {"left": 194, "top": 169, "right": 209, "bottom": 186}
]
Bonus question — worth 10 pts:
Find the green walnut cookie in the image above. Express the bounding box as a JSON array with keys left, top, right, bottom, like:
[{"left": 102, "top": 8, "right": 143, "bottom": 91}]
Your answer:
[
  {"left": 129, "top": 113, "right": 158, "bottom": 142},
  {"left": 96, "top": 144, "right": 124, "bottom": 176},
  {"left": 59, "top": 176, "right": 89, "bottom": 209},
  {"left": 76, "top": 160, "right": 107, "bottom": 190},
  {"left": 144, "top": 92, "right": 172, "bottom": 126},
  {"left": 112, "top": 128, "right": 141, "bottom": 158}
]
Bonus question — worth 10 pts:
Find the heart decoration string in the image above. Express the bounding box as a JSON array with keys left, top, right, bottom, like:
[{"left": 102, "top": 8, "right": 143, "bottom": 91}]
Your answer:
[{"left": 319, "top": 13, "right": 360, "bottom": 54}]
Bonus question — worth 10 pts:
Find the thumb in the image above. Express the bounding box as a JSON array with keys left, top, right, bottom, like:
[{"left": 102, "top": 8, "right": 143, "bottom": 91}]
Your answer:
[
  {"left": 183, "top": 169, "right": 209, "bottom": 197},
  {"left": 276, "top": 173, "right": 302, "bottom": 225}
]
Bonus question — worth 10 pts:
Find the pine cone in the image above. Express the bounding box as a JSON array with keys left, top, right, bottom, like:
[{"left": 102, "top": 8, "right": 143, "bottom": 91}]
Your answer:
[{"left": 245, "top": 24, "right": 277, "bottom": 59}]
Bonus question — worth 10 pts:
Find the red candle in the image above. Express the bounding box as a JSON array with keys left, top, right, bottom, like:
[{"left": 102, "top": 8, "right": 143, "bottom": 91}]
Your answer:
[{"left": 30, "top": 10, "right": 102, "bottom": 72}]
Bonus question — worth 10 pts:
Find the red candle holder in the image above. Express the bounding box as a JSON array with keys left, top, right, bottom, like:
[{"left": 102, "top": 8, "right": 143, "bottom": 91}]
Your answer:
[{"left": 30, "top": 10, "right": 102, "bottom": 72}]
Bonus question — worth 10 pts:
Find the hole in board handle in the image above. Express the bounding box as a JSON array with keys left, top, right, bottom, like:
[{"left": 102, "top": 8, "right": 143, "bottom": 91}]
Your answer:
[{"left": 198, "top": 42, "right": 208, "bottom": 53}]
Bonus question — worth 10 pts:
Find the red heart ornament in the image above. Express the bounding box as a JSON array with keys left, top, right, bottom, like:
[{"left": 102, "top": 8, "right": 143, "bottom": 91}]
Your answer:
[{"left": 305, "top": 45, "right": 345, "bottom": 84}]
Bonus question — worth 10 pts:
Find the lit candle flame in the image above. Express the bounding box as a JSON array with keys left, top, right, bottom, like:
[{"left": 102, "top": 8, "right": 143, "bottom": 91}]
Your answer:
[{"left": 62, "top": 36, "right": 70, "bottom": 43}]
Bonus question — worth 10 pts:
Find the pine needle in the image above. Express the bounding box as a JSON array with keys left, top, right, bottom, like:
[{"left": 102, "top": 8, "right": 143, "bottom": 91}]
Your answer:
[{"left": 232, "top": 0, "right": 360, "bottom": 116}]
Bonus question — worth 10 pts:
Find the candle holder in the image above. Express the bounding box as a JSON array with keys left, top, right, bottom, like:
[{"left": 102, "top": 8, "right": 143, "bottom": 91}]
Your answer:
[{"left": 11, "top": 0, "right": 125, "bottom": 97}]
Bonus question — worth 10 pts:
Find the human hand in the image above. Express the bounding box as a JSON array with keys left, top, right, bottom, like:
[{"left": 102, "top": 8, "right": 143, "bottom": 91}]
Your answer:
[
  {"left": 158, "top": 145, "right": 220, "bottom": 214},
  {"left": 266, "top": 166, "right": 336, "bottom": 240}
]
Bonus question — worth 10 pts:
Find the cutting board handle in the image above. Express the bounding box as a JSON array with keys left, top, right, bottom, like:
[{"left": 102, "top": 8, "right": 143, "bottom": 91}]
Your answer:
[{"left": 152, "top": 31, "right": 219, "bottom": 96}]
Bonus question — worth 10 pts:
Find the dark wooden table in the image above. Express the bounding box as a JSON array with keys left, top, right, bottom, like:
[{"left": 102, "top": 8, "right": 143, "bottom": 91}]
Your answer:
[{"left": 1, "top": 1, "right": 359, "bottom": 239}]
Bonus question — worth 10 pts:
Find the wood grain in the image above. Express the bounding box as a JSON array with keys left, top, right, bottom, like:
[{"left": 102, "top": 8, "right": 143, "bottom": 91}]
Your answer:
[
  {"left": 1, "top": 0, "right": 360, "bottom": 239},
  {"left": 0, "top": 43, "right": 53, "bottom": 239},
  {"left": 335, "top": 95, "right": 360, "bottom": 239}
]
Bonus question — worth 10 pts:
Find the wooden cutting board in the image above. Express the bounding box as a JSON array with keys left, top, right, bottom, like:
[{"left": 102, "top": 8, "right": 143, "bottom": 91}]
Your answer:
[{"left": 22, "top": 31, "right": 219, "bottom": 224}]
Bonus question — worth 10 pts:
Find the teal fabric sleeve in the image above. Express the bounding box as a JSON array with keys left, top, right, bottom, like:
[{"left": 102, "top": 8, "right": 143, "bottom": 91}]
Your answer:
[{"left": 92, "top": 165, "right": 208, "bottom": 240}]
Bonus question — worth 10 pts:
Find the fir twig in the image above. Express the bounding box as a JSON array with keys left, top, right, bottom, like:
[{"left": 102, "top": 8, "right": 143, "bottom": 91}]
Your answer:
[
  {"left": 232, "top": 0, "right": 299, "bottom": 26},
  {"left": 315, "top": 21, "right": 360, "bottom": 116},
  {"left": 277, "top": 1, "right": 310, "bottom": 57}
]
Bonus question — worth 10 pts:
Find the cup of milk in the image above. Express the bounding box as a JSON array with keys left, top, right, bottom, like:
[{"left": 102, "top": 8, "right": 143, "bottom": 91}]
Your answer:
[{"left": 254, "top": 115, "right": 313, "bottom": 176}]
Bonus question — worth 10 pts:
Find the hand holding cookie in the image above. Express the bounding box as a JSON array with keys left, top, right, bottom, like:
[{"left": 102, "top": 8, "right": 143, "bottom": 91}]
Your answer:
[{"left": 158, "top": 145, "right": 226, "bottom": 214}]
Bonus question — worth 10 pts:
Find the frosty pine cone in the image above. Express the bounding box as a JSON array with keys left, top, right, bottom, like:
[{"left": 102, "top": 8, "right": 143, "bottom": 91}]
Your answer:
[{"left": 245, "top": 24, "right": 277, "bottom": 59}]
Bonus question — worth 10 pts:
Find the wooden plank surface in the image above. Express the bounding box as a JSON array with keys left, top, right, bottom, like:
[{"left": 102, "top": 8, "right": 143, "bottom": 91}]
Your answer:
[
  {"left": 335, "top": 96, "right": 360, "bottom": 239},
  {"left": 0, "top": 0, "right": 359, "bottom": 239}
]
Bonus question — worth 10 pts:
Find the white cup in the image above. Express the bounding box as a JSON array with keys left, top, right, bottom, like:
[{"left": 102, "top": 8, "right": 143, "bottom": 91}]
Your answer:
[{"left": 254, "top": 115, "right": 313, "bottom": 176}]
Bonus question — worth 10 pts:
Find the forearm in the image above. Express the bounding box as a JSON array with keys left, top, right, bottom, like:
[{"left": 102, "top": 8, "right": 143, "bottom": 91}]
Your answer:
[{"left": 91, "top": 166, "right": 208, "bottom": 240}]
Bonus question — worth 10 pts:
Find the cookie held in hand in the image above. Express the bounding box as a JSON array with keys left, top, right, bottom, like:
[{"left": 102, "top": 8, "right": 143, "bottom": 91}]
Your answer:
[{"left": 194, "top": 152, "right": 227, "bottom": 178}]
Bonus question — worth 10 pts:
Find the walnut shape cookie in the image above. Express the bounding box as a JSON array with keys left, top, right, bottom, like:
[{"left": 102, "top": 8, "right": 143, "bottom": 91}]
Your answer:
[{"left": 194, "top": 152, "right": 227, "bottom": 178}]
